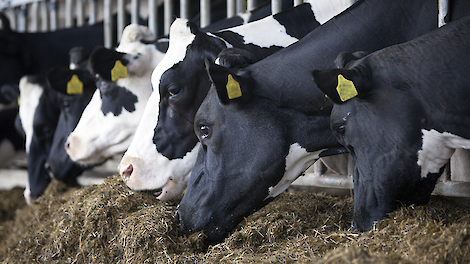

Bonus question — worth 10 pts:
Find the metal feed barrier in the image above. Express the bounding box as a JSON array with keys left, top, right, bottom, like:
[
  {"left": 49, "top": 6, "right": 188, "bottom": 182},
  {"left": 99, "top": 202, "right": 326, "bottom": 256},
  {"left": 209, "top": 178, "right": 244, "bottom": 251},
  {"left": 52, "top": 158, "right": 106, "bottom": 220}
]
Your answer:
[{"left": 0, "top": 0, "right": 304, "bottom": 47}]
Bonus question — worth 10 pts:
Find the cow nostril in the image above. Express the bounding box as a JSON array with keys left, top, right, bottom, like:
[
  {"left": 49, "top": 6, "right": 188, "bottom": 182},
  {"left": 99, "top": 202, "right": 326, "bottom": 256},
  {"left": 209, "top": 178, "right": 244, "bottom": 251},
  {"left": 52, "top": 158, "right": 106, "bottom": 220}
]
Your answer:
[
  {"left": 64, "top": 141, "right": 70, "bottom": 151},
  {"left": 121, "top": 164, "right": 133, "bottom": 179}
]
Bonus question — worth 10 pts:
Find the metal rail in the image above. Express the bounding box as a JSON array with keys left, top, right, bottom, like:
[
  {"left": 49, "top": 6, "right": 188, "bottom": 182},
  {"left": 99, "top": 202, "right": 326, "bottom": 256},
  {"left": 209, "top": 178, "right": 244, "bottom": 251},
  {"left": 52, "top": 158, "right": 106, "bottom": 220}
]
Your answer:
[{"left": 0, "top": 0, "right": 301, "bottom": 47}]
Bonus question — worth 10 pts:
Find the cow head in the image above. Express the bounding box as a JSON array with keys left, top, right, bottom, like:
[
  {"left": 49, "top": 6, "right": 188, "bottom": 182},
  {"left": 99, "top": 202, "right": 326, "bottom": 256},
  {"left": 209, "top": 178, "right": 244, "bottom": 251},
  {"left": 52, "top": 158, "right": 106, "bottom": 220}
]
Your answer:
[
  {"left": 119, "top": 18, "right": 229, "bottom": 201},
  {"left": 44, "top": 67, "right": 96, "bottom": 182},
  {"left": 175, "top": 60, "right": 345, "bottom": 244},
  {"left": 65, "top": 25, "right": 165, "bottom": 165},
  {"left": 311, "top": 50, "right": 449, "bottom": 231}
]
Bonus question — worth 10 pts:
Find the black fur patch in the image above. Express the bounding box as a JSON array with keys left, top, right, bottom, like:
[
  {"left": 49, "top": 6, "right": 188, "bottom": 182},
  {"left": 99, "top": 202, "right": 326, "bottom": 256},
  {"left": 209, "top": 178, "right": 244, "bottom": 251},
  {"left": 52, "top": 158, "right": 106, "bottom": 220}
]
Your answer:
[{"left": 98, "top": 80, "right": 138, "bottom": 116}]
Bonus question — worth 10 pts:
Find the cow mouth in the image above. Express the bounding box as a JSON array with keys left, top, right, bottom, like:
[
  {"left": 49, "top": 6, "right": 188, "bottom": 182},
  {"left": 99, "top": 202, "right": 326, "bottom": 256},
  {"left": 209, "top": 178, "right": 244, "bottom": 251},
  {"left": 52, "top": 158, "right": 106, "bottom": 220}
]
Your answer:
[{"left": 142, "top": 188, "right": 163, "bottom": 198}]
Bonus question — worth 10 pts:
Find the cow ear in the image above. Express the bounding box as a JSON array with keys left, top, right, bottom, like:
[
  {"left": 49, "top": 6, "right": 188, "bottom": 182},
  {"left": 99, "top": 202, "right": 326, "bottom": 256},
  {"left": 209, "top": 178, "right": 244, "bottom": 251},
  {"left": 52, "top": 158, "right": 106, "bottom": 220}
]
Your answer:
[
  {"left": 216, "top": 48, "right": 256, "bottom": 69},
  {"left": 47, "top": 67, "right": 95, "bottom": 95},
  {"left": 205, "top": 58, "right": 251, "bottom": 105},
  {"left": 312, "top": 67, "right": 370, "bottom": 104},
  {"left": 88, "top": 46, "right": 129, "bottom": 82},
  {"left": 334, "top": 51, "right": 369, "bottom": 68}
]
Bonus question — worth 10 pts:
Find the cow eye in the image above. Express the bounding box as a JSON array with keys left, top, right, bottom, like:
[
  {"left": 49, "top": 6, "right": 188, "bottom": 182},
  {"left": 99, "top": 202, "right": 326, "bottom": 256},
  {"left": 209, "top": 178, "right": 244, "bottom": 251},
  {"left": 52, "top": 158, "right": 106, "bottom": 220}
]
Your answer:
[
  {"left": 62, "top": 100, "right": 70, "bottom": 108},
  {"left": 199, "top": 125, "right": 211, "bottom": 140},
  {"left": 336, "top": 125, "right": 346, "bottom": 135},
  {"left": 168, "top": 86, "right": 181, "bottom": 97}
]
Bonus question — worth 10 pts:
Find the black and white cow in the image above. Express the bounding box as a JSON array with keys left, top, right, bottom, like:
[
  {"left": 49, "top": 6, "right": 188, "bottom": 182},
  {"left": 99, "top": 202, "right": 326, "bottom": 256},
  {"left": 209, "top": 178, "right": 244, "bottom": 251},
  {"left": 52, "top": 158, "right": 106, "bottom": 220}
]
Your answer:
[
  {"left": 312, "top": 14, "right": 470, "bottom": 231},
  {"left": 65, "top": 24, "right": 166, "bottom": 165},
  {"left": 119, "top": 0, "right": 355, "bottom": 201},
  {"left": 19, "top": 68, "right": 96, "bottom": 204},
  {"left": 19, "top": 75, "right": 60, "bottom": 203},
  {"left": 175, "top": 0, "right": 470, "bottom": 244}
]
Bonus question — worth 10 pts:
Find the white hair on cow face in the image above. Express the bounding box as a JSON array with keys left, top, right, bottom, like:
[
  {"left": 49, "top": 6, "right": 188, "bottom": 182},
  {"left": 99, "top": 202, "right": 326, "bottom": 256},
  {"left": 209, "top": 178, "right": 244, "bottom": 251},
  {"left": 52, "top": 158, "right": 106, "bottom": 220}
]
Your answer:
[{"left": 150, "top": 18, "right": 196, "bottom": 86}]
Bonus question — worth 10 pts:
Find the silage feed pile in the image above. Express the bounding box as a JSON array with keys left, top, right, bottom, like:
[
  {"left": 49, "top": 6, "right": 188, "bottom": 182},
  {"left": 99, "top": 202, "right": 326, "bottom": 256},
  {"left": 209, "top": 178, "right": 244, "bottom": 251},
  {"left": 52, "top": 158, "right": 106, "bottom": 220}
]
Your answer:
[{"left": 1, "top": 176, "right": 469, "bottom": 263}]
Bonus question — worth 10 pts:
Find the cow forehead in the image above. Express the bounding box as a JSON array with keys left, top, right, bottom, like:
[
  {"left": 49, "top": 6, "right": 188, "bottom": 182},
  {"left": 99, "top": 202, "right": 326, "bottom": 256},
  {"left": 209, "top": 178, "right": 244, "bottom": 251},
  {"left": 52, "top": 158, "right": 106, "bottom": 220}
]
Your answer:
[{"left": 151, "top": 19, "right": 195, "bottom": 87}]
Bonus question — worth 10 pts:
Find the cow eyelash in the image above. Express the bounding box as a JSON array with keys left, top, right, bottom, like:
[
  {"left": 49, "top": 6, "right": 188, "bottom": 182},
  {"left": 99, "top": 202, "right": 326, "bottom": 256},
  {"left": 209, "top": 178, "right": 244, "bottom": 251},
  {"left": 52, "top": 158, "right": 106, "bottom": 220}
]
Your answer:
[{"left": 167, "top": 85, "right": 181, "bottom": 97}]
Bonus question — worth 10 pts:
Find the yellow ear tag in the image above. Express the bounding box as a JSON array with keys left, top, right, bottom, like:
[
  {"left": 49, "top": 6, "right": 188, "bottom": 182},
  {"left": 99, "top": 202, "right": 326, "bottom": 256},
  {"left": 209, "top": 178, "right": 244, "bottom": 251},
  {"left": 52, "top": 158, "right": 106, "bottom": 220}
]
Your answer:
[
  {"left": 226, "top": 74, "right": 242, "bottom": 99},
  {"left": 17, "top": 96, "right": 20, "bottom": 106},
  {"left": 66, "top": 74, "right": 83, "bottom": 95},
  {"left": 111, "top": 60, "right": 128, "bottom": 81},
  {"left": 336, "top": 74, "right": 358, "bottom": 102}
]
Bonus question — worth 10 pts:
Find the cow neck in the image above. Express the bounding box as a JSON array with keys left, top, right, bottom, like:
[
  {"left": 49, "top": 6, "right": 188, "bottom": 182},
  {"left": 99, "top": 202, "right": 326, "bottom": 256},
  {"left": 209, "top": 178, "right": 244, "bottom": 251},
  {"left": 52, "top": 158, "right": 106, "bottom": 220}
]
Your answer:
[{"left": 245, "top": 0, "right": 441, "bottom": 115}]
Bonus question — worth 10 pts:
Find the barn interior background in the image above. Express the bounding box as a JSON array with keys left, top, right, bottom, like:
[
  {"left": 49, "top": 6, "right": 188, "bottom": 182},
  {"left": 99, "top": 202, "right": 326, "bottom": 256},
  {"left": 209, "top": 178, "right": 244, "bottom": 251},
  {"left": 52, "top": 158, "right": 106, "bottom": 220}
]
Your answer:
[
  {"left": 0, "top": 0, "right": 469, "bottom": 262},
  {"left": 0, "top": 0, "right": 469, "bottom": 199}
]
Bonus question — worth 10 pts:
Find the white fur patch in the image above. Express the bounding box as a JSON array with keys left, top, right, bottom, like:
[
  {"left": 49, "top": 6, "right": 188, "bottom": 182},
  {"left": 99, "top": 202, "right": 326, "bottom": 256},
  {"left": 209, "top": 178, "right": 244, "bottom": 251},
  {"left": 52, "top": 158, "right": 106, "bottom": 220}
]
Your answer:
[
  {"left": 18, "top": 76, "right": 43, "bottom": 153},
  {"left": 308, "top": 0, "right": 356, "bottom": 24},
  {"left": 223, "top": 16, "right": 298, "bottom": 48},
  {"left": 220, "top": 0, "right": 354, "bottom": 48},
  {"left": 151, "top": 18, "right": 196, "bottom": 86},
  {"left": 266, "top": 143, "right": 325, "bottom": 199},
  {"left": 418, "top": 129, "right": 470, "bottom": 178}
]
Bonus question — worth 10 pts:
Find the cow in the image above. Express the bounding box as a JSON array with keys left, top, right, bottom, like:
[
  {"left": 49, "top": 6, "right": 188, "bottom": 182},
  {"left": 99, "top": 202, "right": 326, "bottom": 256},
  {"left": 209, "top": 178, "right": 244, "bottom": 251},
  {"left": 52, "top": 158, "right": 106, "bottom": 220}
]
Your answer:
[
  {"left": 19, "top": 68, "right": 96, "bottom": 204},
  {"left": 65, "top": 24, "right": 166, "bottom": 165},
  {"left": 311, "top": 14, "right": 470, "bottom": 231},
  {"left": 0, "top": 12, "right": 105, "bottom": 89},
  {"left": 19, "top": 74, "right": 60, "bottom": 204},
  {"left": 119, "top": 0, "right": 355, "bottom": 201},
  {"left": 174, "top": 0, "right": 470, "bottom": 244}
]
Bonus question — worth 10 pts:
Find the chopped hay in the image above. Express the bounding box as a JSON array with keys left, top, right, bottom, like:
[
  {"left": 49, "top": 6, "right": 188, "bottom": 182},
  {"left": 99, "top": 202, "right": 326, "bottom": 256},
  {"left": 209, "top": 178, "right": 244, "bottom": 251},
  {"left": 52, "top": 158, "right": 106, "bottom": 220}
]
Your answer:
[{"left": 1, "top": 176, "right": 469, "bottom": 263}]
